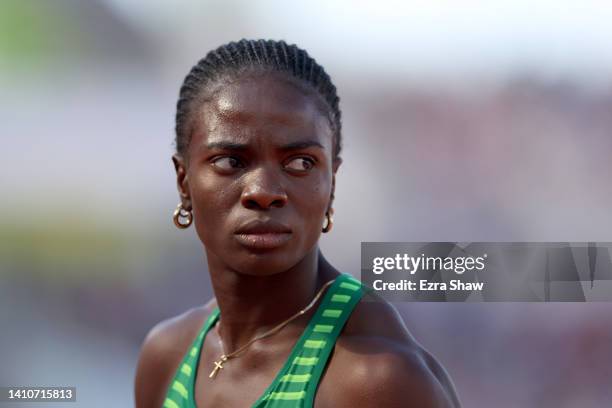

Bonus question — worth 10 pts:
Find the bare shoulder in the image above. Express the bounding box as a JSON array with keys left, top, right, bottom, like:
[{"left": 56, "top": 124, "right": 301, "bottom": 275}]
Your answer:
[
  {"left": 134, "top": 299, "right": 217, "bottom": 408},
  {"left": 317, "top": 292, "right": 461, "bottom": 408}
]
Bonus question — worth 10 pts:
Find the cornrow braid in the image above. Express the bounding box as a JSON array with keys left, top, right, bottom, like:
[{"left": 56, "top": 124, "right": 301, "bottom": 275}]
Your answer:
[{"left": 174, "top": 39, "right": 342, "bottom": 160}]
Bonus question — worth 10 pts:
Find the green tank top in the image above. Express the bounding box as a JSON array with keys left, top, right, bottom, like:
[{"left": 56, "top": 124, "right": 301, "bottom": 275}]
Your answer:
[{"left": 163, "top": 274, "right": 366, "bottom": 408}]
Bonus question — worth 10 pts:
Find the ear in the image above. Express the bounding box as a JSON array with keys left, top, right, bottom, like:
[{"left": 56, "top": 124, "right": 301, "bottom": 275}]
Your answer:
[
  {"left": 328, "top": 157, "right": 342, "bottom": 212},
  {"left": 172, "top": 154, "right": 192, "bottom": 210},
  {"left": 332, "top": 156, "right": 342, "bottom": 174}
]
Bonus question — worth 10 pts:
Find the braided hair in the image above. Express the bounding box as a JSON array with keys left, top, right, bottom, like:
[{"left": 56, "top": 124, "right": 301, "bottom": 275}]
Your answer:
[{"left": 174, "top": 39, "right": 342, "bottom": 160}]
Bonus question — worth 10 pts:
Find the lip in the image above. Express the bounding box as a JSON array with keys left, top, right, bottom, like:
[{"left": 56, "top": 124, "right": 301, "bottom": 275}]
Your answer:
[{"left": 234, "top": 220, "right": 292, "bottom": 250}]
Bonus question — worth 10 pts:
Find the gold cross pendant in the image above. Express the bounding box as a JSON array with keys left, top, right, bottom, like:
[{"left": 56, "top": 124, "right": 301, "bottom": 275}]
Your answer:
[{"left": 209, "top": 355, "right": 228, "bottom": 379}]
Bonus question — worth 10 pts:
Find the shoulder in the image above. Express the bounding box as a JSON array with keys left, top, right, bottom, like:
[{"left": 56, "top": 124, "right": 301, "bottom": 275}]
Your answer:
[
  {"left": 317, "top": 292, "right": 461, "bottom": 407},
  {"left": 134, "top": 299, "right": 216, "bottom": 408},
  {"left": 323, "top": 336, "right": 459, "bottom": 408}
]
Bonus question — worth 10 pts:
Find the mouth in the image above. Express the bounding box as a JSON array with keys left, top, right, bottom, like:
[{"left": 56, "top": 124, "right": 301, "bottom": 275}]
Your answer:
[{"left": 234, "top": 220, "right": 292, "bottom": 250}]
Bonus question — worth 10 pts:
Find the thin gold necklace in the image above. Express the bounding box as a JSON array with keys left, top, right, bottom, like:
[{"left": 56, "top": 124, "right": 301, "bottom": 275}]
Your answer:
[{"left": 209, "top": 278, "right": 335, "bottom": 379}]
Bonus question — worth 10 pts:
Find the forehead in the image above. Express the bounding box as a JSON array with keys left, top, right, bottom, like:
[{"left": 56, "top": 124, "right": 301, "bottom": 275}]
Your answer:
[{"left": 192, "top": 74, "right": 333, "bottom": 146}]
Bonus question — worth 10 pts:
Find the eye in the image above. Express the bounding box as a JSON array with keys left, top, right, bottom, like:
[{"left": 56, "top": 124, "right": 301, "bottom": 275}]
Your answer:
[
  {"left": 284, "top": 157, "right": 315, "bottom": 172},
  {"left": 211, "top": 156, "right": 245, "bottom": 170}
]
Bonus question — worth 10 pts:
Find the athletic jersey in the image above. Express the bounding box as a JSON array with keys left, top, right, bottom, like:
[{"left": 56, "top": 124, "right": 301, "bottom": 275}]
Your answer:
[{"left": 163, "top": 273, "right": 366, "bottom": 408}]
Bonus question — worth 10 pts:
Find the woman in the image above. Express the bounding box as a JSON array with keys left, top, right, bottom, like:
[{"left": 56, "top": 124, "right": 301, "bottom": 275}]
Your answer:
[{"left": 135, "top": 39, "right": 460, "bottom": 408}]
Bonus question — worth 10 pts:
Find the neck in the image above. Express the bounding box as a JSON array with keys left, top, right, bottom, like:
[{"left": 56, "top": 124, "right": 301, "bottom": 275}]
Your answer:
[{"left": 206, "top": 246, "right": 338, "bottom": 352}]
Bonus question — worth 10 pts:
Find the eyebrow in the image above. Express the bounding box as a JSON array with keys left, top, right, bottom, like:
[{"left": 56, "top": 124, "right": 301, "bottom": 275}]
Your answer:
[
  {"left": 203, "top": 140, "right": 324, "bottom": 151},
  {"left": 205, "top": 141, "right": 249, "bottom": 151},
  {"left": 278, "top": 140, "right": 324, "bottom": 151}
]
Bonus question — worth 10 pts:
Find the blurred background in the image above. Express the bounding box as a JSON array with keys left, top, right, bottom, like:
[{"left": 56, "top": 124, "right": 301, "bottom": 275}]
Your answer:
[{"left": 1, "top": 0, "right": 612, "bottom": 406}]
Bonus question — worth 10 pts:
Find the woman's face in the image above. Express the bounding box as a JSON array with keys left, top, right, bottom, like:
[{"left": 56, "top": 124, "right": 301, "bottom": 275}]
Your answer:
[{"left": 173, "top": 73, "right": 340, "bottom": 276}]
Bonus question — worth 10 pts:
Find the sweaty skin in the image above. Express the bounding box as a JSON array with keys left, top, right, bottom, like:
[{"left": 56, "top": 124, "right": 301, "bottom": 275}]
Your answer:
[{"left": 135, "top": 73, "right": 461, "bottom": 408}]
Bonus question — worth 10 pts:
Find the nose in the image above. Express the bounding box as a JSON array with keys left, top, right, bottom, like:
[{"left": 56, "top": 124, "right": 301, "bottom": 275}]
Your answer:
[{"left": 240, "top": 165, "right": 288, "bottom": 210}]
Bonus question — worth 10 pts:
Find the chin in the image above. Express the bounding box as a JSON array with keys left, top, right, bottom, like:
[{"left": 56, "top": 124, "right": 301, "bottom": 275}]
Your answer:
[
  {"left": 233, "top": 253, "right": 297, "bottom": 276},
  {"left": 229, "top": 249, "right": 302, "bottom": 277}
]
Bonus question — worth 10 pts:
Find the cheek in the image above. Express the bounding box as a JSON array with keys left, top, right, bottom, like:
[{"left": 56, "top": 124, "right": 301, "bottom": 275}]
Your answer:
[
  {"left": 189, "top": 170, "right": 238, "bottom": 244},
  {"left": 294, "top": 174, "right": 331, "bottom": 234}
]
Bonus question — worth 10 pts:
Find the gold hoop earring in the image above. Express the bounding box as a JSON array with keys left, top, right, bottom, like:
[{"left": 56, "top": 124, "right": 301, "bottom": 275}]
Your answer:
[
  {"left": 322, "top": 209, "right": 334, "bottom": 233},
  {"left": 173, "top": 202, "right": 193, "bottom": 229}
]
